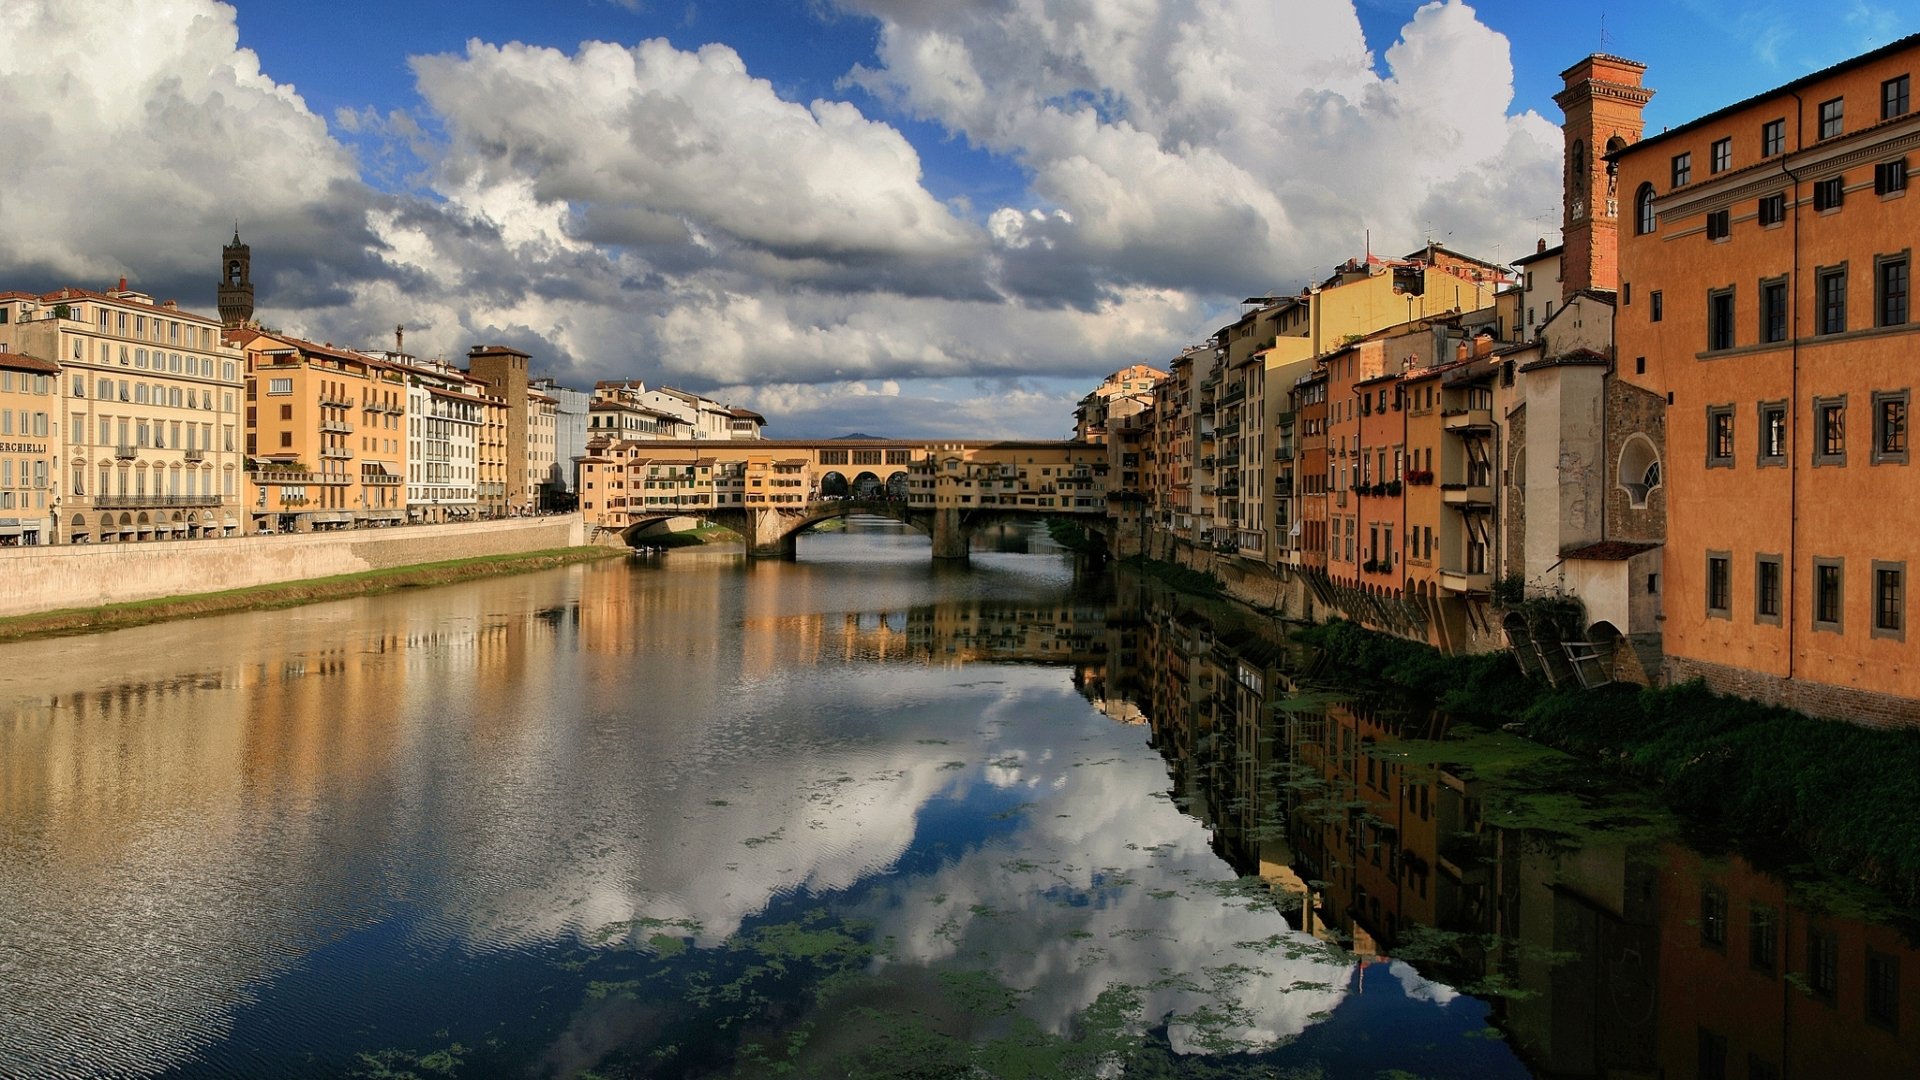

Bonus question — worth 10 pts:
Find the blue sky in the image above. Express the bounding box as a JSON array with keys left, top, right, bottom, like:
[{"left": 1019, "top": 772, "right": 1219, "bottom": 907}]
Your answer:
[{"left": 0, "top": 1, "right": 1909, "bottom": 437}]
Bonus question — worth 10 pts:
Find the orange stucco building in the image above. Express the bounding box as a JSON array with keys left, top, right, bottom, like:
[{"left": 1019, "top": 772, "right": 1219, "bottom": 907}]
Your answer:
[
  {"left": 1615, "top": 34, "right": 1920, "bottom": 722},
  {"left": 230, "top": 331, "right": 407, "bottom": 532}
]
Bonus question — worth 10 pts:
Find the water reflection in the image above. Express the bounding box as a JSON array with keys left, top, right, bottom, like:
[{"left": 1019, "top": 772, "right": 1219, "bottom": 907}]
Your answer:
[
  {"left": 0, "top": 525, "right": 1910, "bottom": 1078},
  {"left": 1110, "top": 572, "right": 1920, "bottom": 1079}
]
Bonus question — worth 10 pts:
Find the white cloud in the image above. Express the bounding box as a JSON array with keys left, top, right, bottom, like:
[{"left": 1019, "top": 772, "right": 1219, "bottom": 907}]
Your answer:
[{"left": 0, "top": 0, "right": 1563, "bottom": 437}]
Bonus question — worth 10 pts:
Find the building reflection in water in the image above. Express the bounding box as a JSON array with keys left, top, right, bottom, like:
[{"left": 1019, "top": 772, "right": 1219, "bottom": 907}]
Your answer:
[
  {"left": 1097, "top": 574, "right": 1919, "bottom": 1080},
  {"left": 1, "top": 547, "right": 1915, "bottom": 1078}
]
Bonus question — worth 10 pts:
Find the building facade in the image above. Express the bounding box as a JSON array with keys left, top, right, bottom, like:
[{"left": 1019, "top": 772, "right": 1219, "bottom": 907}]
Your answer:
[
  {"left": 3, "top": 284, "right": 245, "bottom": 543},
  {"left": 1615, "top": 34, "right": 1920, "bottom": 720}
]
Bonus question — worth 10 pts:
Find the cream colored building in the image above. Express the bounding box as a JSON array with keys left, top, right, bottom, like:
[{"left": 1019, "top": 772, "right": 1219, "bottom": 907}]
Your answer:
[
  {"left": 1, "top": 284, "right": 245, "bottom": 542},
  {"left": 527, "top": 387, "right": 557, "bottom": 513},
  {"left": 0, "top": 351, "right": 60, "bottom": 544},
  {"left": 381, "top": 352, "right": 482, "bottom": 522}
]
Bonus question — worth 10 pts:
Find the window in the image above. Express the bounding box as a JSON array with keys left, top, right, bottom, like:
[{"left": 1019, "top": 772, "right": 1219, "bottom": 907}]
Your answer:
[
  {"left": 1815, "top": 395, "right": 1847, "bottom": 465},
  {"left": 1814, "top": 558, "right": 1844, "bottom": 633},
  {"left": 1867, "top": 950, "right": 1900, "bottom": 1030},
  {"left": 1672, "top": 152, "right": 1692, "bottom": 187},
  {"left": 1711, "top": 137, "right": 1731, "bottom": 174},
  {"left": 1819, "top": 96, "right": 1845, "bottom": 140},
  {"left": 1707, "top": 551, "right": 1733, "bottom": 618},
  {"left": 1762, "top": 117, "right": 1786, "bottom": 157},
  {"left": 1761, "top": 278, "right": 1789, "bottom": 342},
  {"left": 1875, "top": 562, "right": 1906, "bottom": 640},
  {"left": 1635, "top": 183, "right": 1657, "bottom": 234},
  {"left": 1700, "top": 885, "right": 1729, "bottom": 947},
  {"left": 1756, "top": 554, "right": 1783, "bottom": 624},
  {"left": 1706, "top": 209, "right": 1730, "bottom": 240},
  {"left": 1759, "top": 401, "right": 1788, "bottom": 464},
  {"left": 1877, "top": 158, "right": 1908, "bottom": 196},
  {"left": 278, "top": 430, "right": 292, "bottom": 449},
  {"left": 1874, "top": 390, "right": 1909, "bottom": 464},
  {"left": 1813, "top": 176, "right": 1845, "bottom": 211},
  {"left": 279, "top": 403, "right": 293, "bottom": 421},
  {"left": 267, "top": 378, "right": 293, "bottom": 396},
  {"left": 1818, "top": 267, "right": 1848, "bottom": 334},
  {"left": 1650, "top": 291, "right": 1663, "bottom": 322},
  {"left": 1885, "top": 75, "right": 1911, "bottom": 120},
  {"left": 1707, "top": 405, "right": 1735, "bottom": 466},
  {"left": 1707, "top": 288, "right": 1736, "bottom": 350},
  {"left": 1758, "top": 191, "right": 1786, "bottom": 226},
  {"left": 1749, "top": 903, "right": 1777, "bottom": 971},
  {"left": 1882, "top": 256, "right": 1911, "bottom": 326}
]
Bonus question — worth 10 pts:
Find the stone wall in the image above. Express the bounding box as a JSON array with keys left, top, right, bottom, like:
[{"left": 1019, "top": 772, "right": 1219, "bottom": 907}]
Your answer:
[
  {"left": 1668, "top": 654, "right": 1920, "bottom": 730},
  {"left": 1602, "top": 378, "right": 1667, "bottom": 541},
  {"left": 0, "top": 515, "right": 586, "bottom": 618}
]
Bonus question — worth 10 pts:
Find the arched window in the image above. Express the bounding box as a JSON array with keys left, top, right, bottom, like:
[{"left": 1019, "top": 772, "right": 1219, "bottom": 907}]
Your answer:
[
  {"left": 1635, "top": 183, "right": 1657, "bottom": 235},
  {"left": 1570, "top": 139, "right": 1587, "bottom": 184},
  {"left": 1618, "top": 434, "right": 1663, "bottom": 509}
]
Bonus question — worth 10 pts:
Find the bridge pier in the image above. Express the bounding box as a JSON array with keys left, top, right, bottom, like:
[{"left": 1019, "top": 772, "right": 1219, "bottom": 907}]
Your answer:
[
  {"left": 745, "top": 508, "right": 802, "bottom": 559},
  {"left": 929, "top": 508, "right": 970, "bottom": 561}
]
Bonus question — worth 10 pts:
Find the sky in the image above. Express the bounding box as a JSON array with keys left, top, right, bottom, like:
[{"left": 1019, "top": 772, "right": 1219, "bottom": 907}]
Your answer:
[{"left": 0, "top": 1, "right": 1908, "bottom": 438}]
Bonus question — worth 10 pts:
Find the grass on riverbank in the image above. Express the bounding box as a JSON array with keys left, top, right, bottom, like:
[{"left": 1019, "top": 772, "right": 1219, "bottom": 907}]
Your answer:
[
  {"left": 1119, "top": 555, "right": 1223, "bottom": 597},
  {"left": 0, "top": 545, "right": 626, "bottom": 645},
  {"left": 1298, "top": 619, "right": 1920, "bottom": 904},
  {"left": 641, "top": 522, "right": 742, "bottom": 548}
]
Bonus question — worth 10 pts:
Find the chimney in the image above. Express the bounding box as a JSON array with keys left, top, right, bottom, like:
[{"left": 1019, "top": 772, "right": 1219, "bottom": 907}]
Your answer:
[
  {"left": 1536, "top": 237, "right": 1547, "bottom": 254},
  {"left": 396, "top": 324, "right": 405, "bottom": 353},
  {"left": 1474, "top": 336, "right": 1494, "bottom": 358},
  {"left": 116, "top": 276, "right": 127, "bottom": 293}
]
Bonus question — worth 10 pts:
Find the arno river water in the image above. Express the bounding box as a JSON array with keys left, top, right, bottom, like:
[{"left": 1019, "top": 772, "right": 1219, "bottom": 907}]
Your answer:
[{"left": 1, "top": 521, "right": 1916, "bottom": 1079}]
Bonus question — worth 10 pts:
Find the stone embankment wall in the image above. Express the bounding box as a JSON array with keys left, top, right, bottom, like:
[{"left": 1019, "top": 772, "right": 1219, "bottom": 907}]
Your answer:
[{"left": 0, "top": 515, "right": 587, "bottom": 618}]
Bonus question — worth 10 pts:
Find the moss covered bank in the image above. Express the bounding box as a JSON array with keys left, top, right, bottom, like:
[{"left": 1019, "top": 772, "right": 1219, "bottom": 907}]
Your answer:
[{"left": 1298, "top": 619, "right": 1920, "bottom": 905}]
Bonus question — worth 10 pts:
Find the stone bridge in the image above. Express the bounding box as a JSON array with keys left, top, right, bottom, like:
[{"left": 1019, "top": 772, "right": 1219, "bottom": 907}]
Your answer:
[{"left": 579, "top": 439, "right": 1113, "bottom": 560}]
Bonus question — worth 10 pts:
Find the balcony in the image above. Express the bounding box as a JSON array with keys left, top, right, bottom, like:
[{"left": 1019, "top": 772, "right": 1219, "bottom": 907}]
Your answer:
[
  {"left": 320, "top": 447, "right": 353, "bottom": 460},
  {"left": 1441, "top": 483, "right": 1494, "bottom": 508},
  {"left": 184, "top": 448, "right": 205, "bottom": 462},
  {"left": 1439, "top": 568, "right": 1493, "bottom": 594},
  {"left": 92, "top": 494, "right": 224, "bottom": 509},
  {"left": 115, "top": 444, "right": 136, "bottom": 460},
  {"left": 318, "top": 393, "right": 354, "bottom": 409},
  {"left": 1442, "top": 407, "right": 1494, "bottom": 434},
  {"left": 320, "top": 420, "right": 354, "bottom": 434}
]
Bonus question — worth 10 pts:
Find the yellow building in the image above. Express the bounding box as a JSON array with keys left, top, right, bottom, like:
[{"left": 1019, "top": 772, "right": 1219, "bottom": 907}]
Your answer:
[
  {"left": 0, "top": 351, "right": 60, "bottom": 544},
  {"left": 229, "top": 331, "right": 407, "bottom": 533},
  {"left": 474, "top": 382, "right": 509, "bottom": 518},
  {"left": 3, "top": 283, "right": 246, "bottom": 543}
]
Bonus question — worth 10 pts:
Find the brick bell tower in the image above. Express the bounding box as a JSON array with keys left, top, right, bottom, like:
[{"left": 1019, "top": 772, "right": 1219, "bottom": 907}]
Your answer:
[
  {"left": 1554, "top": 55, "right": 1653, "bottom": 299},
  {"left": 218, "top": 227, "right": 254, "bottom": 328}
]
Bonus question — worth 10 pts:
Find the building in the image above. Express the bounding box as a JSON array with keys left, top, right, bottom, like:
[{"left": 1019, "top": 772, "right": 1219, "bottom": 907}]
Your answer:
[
  {"left": 1613, "top": 35, "right": 1920, "bottom": 719},
  {"left": 465, "top": 344, "right": 534, "bottom": 513},
  {"left": 229, "top": 330, "right": 407, "bottom": 533},
  {"left": 384, "top": 352, "right": 483, "bottom": 523},
  {"left": 0, "top": 351, "right": 61, "bottom": 544},
  {"left": 527, "top": 386, "right": 557, "bottom": 513},
  {"left": 2, "top": 283, "right": 246, "bottom": 543},
  {"left": 531, "top": 376, "right": 590, "bottom": 509},
  {"left": 217, "top": 230, "right": 254, "bottom": 329},
  {"left": 1074, "top": 363, "right": 1165, "bottom": 443}
]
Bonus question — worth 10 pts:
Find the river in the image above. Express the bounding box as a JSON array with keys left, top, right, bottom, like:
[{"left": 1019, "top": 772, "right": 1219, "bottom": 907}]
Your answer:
[{"left": 0, "top": 520, "right": 1913, "bottom": 1078}]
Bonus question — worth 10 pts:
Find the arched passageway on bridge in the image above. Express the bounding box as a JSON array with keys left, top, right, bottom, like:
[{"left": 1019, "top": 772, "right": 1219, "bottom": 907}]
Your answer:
[
  {"left": 885, "top": 471, "right": 910, "bottom": 499},
  {"left": 819, "top": 471, "right": 850, "bottom": 498},
  {"left": 851, "top": 471, "right": 883, "bottom": 498}
]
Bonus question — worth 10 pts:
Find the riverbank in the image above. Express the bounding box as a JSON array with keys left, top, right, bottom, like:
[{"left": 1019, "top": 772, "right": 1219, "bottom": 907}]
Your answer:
[
  {"left": 0, "top": 545, "right": 626, "bottom": 644},
  {"left": 1298, "top": 619, "right": 1920, "bottom": 906}
]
